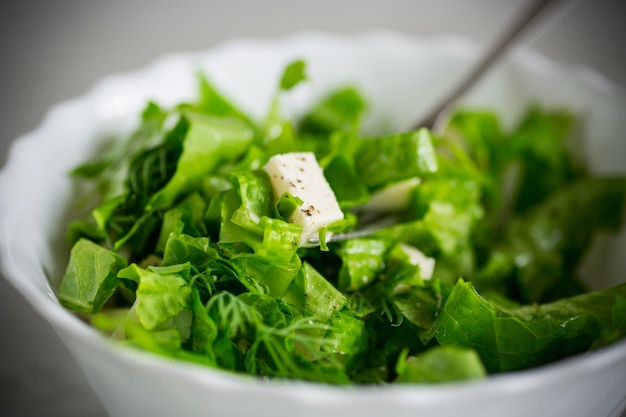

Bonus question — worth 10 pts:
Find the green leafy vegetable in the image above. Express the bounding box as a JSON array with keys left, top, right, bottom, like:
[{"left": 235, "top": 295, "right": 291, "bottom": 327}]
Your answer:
[
  {"left": 395, "top": 346, "right": 487, "bottom": 383},
  {"left": 147, "top": 111, "right": 254, "bottom": 211},
  {"left": 355, "top": 128, "right": 438, "bottom": 189},
  {"left": 279, "top": 59, "right": 307, "bottom": 91},
  {"left": 58, "top": 238, "right": 127, "bottom": 313},
  {"left": 432, "top": 280, "right": 626, "bottom": 373},
  {"left": 58, "top": 59, "right": 626, "bottom": 385}
]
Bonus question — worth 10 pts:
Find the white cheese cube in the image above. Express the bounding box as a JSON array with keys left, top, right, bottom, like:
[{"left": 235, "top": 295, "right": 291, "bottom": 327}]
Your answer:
[
  {"left": 361, "top": 177, "right": 421, "bottom": 213},
  {"left": 399, "top": 243, "right": 435, "bottom": 280},
  {"left": 263, "top": 152, "right": 344, "bottom": 246}
]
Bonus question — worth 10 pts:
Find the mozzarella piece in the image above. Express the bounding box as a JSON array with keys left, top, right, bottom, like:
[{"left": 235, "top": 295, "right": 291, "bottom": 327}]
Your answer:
[
  {"left": 263, "top": 152, "right": 344, "bottom": 246},
  {"left": 399, "top": 243, "right": 435, "bottom": 280},
  {"left": 361, "top": 177, "right": 421, "bottom": 212}
]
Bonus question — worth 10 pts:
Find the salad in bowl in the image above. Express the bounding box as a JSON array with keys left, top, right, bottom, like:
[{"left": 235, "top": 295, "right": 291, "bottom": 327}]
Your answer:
[{"left": 1, "top": 32, "right": 625, "bottom": 417}]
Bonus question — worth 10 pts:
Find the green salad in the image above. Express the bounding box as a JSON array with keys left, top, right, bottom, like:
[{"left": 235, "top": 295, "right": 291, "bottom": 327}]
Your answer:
[{"left": 58, "top": 60, "right": 626, "bottom": 384}]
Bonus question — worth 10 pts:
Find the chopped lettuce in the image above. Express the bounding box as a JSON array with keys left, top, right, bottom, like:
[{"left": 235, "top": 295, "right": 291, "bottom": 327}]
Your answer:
[
  {"left": 395, "top": 346, "right": 487, "bottom": 383},
  {"left": 58, "top": 60, "right": 626, "bottom": 384},
  {"left": 146, "top": 111, "right": 254, "bottom": 212},
  {"left": 431, "top": 280, "right": 626, "bottom": 373},
  {"left": 355, "top": 128, "right": 438, "bottom": 189},
  {"left": 59, "top": 238, "right": 127, "bottom": 313}
]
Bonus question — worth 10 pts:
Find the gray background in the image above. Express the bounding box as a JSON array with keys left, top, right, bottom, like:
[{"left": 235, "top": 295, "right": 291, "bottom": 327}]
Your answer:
[{"left": 1, "top": 1, "right": 625, "bottom": 416}]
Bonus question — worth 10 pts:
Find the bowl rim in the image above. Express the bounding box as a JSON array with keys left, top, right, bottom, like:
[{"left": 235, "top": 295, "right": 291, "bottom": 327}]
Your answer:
[{"left": 1, "top": 29, "right": 625, "bottom": 403}]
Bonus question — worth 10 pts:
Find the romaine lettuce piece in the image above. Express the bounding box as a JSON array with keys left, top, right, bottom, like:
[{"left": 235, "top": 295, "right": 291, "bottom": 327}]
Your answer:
[
  {"left": 282, "top": 262, "right": 347, "bottom": 322},
  {"left": 58, "top": 238, "right": 127, "bottom": 313},
  {"left": 355, "top": 128, "right": 438, "bottom": 189},
  {"left": 508, "top": 107, "right": 582, "bottom": 214},
  {"left": 432, "top": 280, "right": 626, "bottom": 373},
  {"left": 118, "top": 263, "right": 193, "bottom": 332},
  {"left": 279, "top": 59, "right": 307, "bottom": 91},
  {"left": 162, "top": 234, "right": 217, "bottom": 269},
  {"left": 147, "top": 111, "right": 255, "bottom": 211},
  {"left": 228, "top": 250, "right": 301, "bottom": 297},
  {"left": 191, "top": 72, "right": 257, "bottom": 129},
  {"left": 321, "top": 310, "right": 367, "bottom": 370},
  {"left": 299, "top": 86, "right": 366, "bottom": 136},
  {"left": 338, "top": 237, "right": 389, "bottom": 292},
  {"left": 476, "top": 177, "right": 626, "bottom": 302},
  {"left": 395, "top": 346, "right": 486, "bottom": 383},
  {"left": 156, "top": 192, "right": 207, "bottom": 252}
]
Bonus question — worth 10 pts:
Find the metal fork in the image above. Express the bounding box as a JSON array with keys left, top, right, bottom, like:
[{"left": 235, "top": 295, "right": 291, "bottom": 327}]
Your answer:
[{"left": 309, "top": 0, "right": 563, "bottom": 246}]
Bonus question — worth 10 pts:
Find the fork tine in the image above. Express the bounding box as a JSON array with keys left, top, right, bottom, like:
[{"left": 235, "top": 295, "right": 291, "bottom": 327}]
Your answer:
[{"left": 307, "top": 213, "right": 401, "bottom": 246}]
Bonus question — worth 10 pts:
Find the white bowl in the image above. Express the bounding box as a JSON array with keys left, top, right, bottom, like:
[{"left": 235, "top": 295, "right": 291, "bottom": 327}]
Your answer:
[{"left": 1, "top": 31, "right": 625, "bottom": 417}]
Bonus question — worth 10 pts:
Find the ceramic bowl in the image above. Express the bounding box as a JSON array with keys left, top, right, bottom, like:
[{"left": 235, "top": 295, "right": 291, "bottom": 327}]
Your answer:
[{"left": 1, "top": 31, "right": 625, "bottom": 417}]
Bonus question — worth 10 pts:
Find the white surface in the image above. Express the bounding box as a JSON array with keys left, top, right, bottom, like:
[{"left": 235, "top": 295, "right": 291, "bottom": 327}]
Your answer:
[{"left": 0, "top": 2, "right": 625, "bottom": 417}]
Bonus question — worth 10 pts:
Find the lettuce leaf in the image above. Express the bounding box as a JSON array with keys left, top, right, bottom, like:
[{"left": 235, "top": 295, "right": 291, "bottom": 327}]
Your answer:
[
  {"left": 475, "top": 177, "right": 626, "bottom": 302},
  {"left": 355, "top": 128, "right": 438, "bottom": 189},
  {"left": 432, "top": 280, "right": 626, "bottom": 373},
  {"left": 147, "top": 111, "right": 255, "bottom": 211},
  {"left": 58, "top": 238, "right": 128, "bottom": 313},
  {"left": 395, "top": 346, "right": 486, "bottom": 383}
]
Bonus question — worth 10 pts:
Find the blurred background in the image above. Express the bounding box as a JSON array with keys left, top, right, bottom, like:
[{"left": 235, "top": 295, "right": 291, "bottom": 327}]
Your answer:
[{"left": 0, "top": 1, "right": 624, "bottom": 416}]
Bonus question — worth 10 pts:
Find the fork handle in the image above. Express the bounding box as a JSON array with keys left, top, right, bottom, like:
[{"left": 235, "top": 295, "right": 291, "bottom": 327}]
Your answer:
[{"left": 414, "top": 0, "right": 560, "bottom": 131}]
